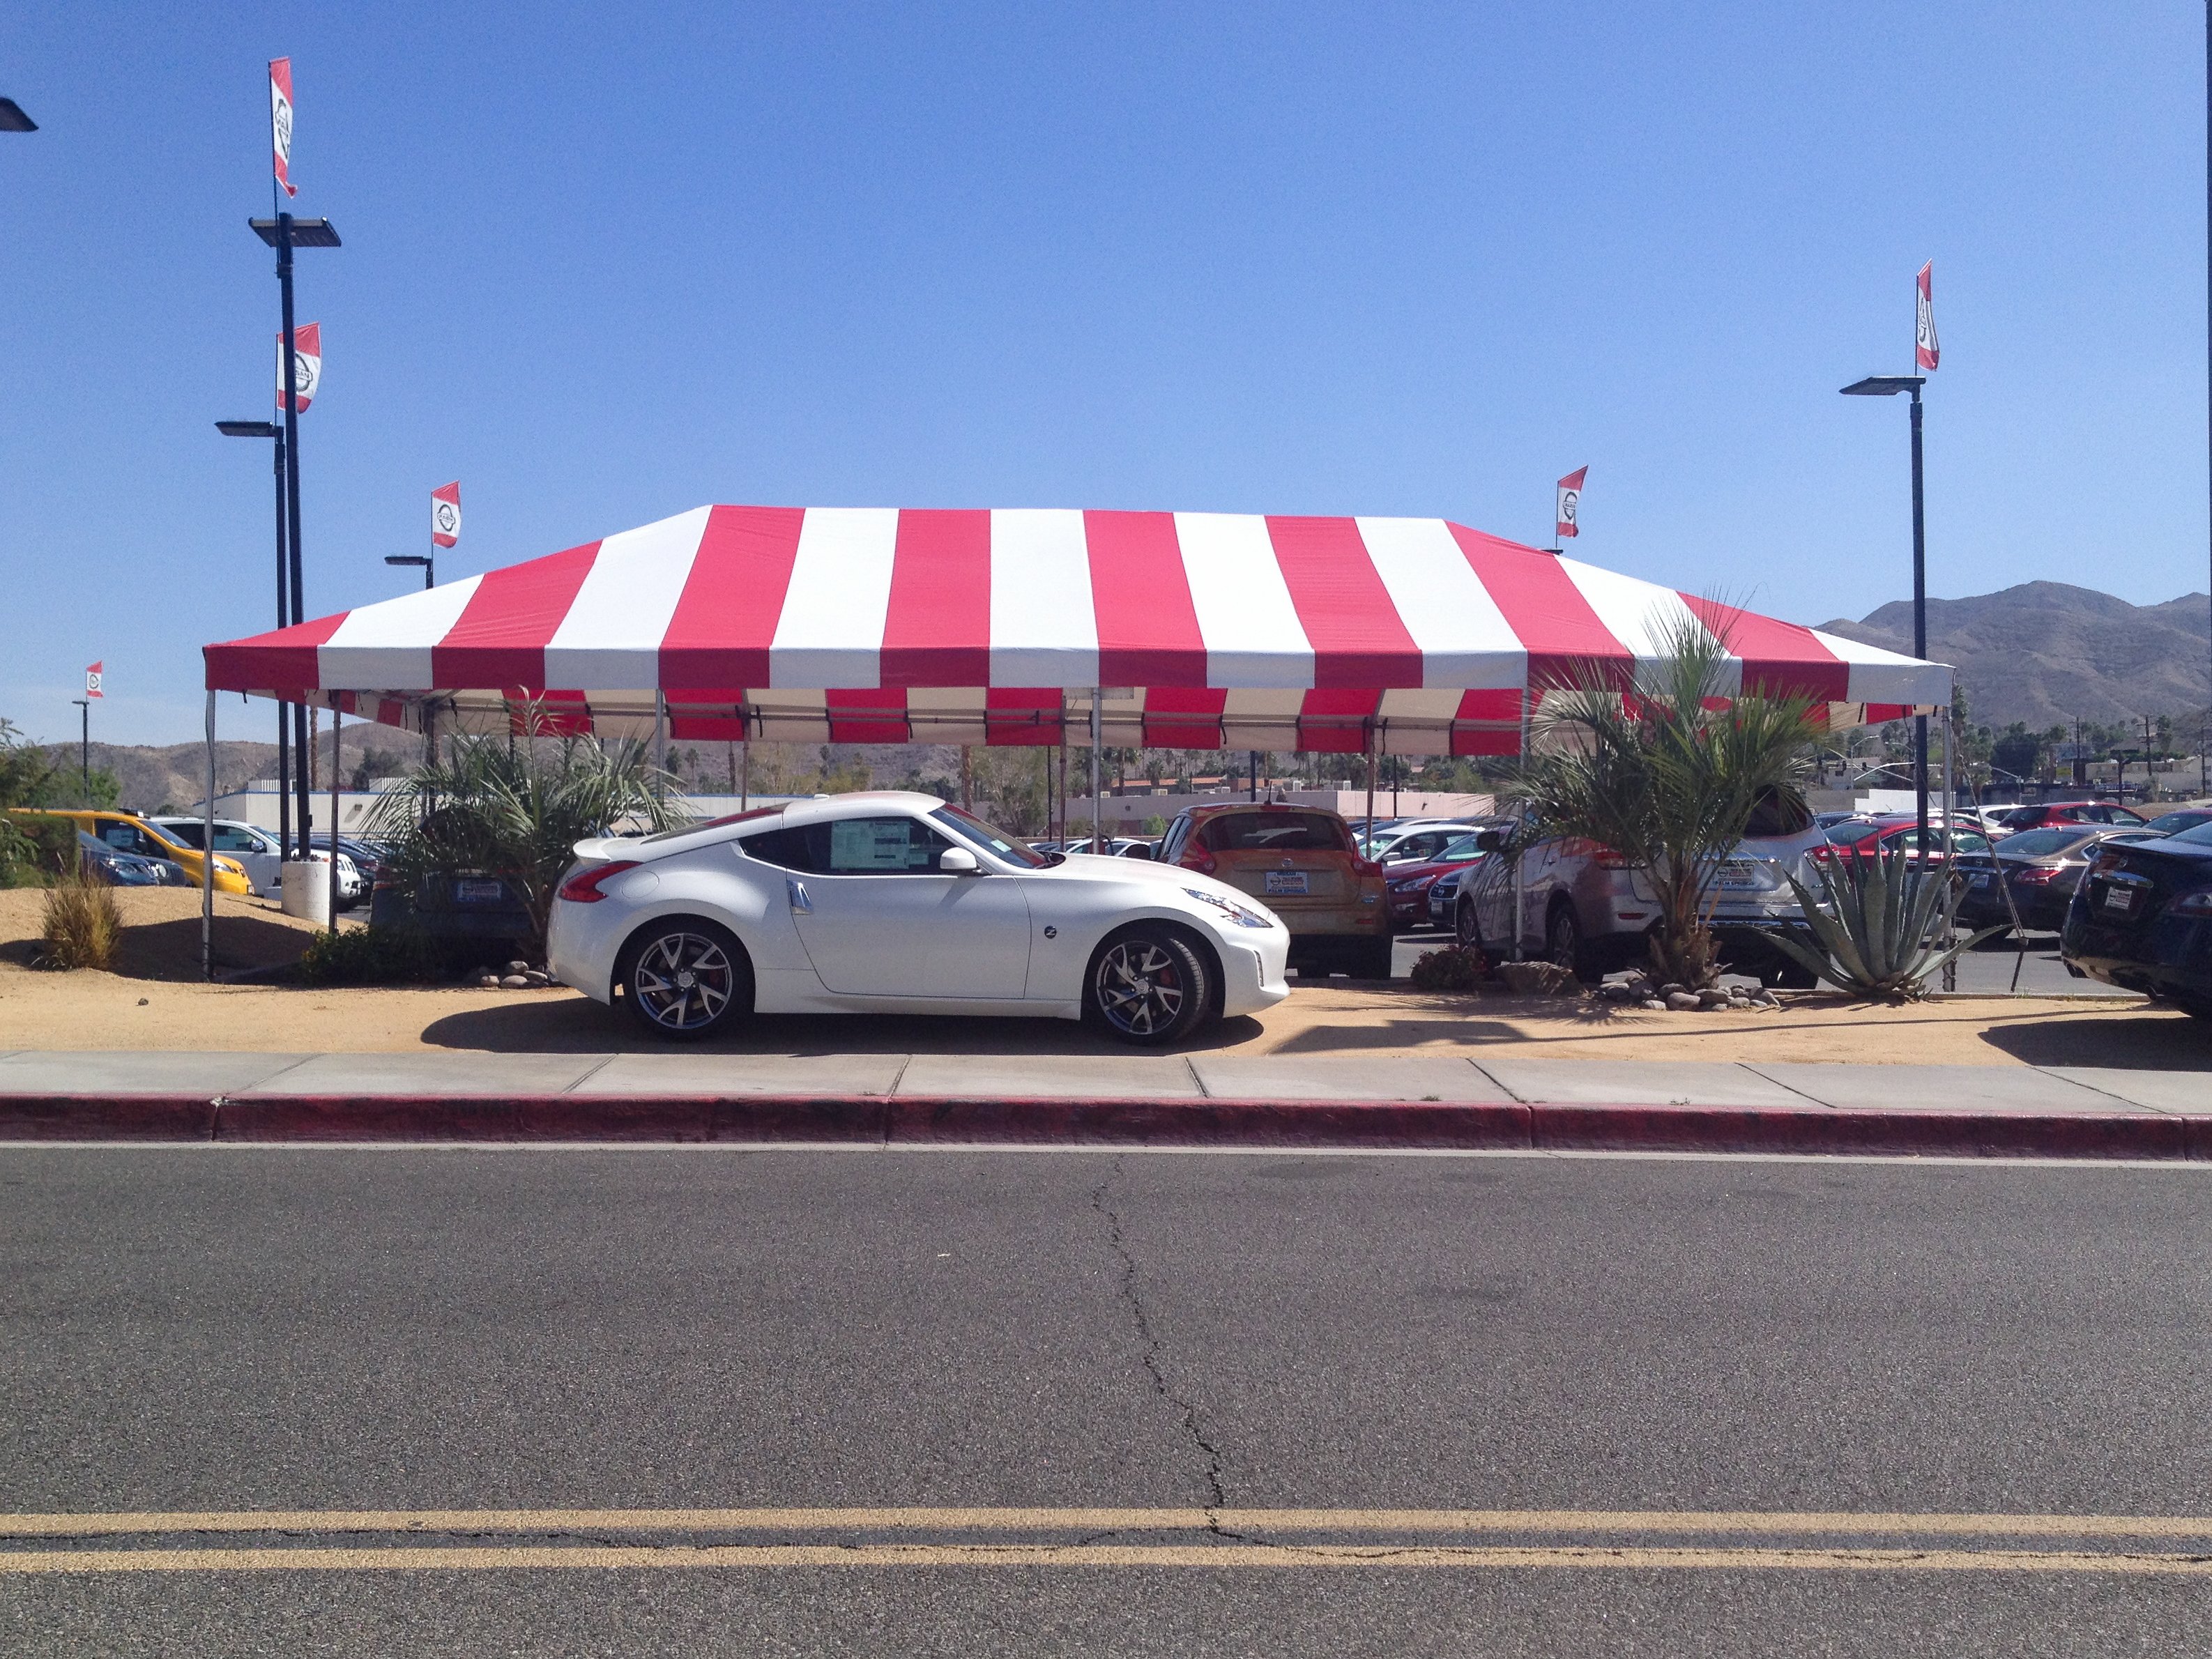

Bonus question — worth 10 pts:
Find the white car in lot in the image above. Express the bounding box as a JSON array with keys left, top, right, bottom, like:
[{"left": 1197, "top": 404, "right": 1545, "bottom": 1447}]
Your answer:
[{"left": 547, "top": 793, "right": 1292, "bottom": 1045}]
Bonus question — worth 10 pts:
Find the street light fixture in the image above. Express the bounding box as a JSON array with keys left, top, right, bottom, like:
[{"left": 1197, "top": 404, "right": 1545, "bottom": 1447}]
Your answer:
[
  {"left": 384, "top": 553, "right": 434, "bottom": 590},
  {"left": 248, "top": 212, "right": 340, "bottom": 859},
  {"left": 0, "top": 98, "right": 35, "bottom": 132},
  {"left": 218, "top": 418, "right": 294, "bottom": 855},
  {"left": 1840, "top": 372, "right": 1931, "bottom": 848}
]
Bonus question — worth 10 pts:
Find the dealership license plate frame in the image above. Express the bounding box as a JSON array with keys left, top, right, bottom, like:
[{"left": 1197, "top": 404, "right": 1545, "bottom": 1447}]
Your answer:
[
  {"left": 1265, "top": 871, "right": 1310, "bottom": 896},
  {"left": 2103, "top": 885, "right": 2134, "bottom": 913}
]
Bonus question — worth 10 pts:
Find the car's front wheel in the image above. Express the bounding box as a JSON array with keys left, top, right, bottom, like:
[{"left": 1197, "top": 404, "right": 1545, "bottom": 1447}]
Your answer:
[
  {"left": 619, "top": 919, "right": 752, "bottom": 1040},
  {"left": 1085, "top": 926, "right": 1213, "bottom": 1046}
]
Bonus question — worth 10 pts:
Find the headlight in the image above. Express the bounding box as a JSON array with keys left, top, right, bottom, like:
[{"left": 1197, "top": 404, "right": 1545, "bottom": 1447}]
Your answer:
[{"left": 1182, "top": 887, "right": 1274, "bottom": 928}]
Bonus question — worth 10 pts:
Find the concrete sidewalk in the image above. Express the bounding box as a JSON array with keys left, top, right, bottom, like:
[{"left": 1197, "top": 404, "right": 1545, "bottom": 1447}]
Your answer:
[{"left": 1, "top": 1047, "right": 2209, "bottom": 1159}]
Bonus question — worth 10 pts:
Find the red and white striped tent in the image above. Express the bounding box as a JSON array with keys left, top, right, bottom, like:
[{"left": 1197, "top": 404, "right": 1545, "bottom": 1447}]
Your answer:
[{"left": 204, "top": 505, "right": 1948, "bottom": 754}]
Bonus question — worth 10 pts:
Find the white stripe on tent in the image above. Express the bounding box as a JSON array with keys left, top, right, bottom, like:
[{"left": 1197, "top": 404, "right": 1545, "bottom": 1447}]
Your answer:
[
  {"left": 1173, "top": 512, "right": 1313, "bottom": 689},
  {"left": 542, "top": 507, "right": 712, "bottom": 690},
  {"left": 316, "top": 573, "right": 482, "bottom": 690},
  {"left": 988, "top": 509, "right": 1098, "bottom": 688},
  {"left": 770, "top": 507, "right": 900, "bottom": 688},
  {"left": 1554, "top": 556, "right": 1741, "bottom": 696},
  {"left": 1353, "top": 517, "right": 1527, "bottom": 691},
  {"left": 1813, "top": 628, "right": 1953, "bottom": 708}
]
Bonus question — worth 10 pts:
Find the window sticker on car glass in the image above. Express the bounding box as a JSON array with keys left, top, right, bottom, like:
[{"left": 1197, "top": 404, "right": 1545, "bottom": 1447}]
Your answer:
[{"left": 832, "top": 818, "right": 920, "bottom": 871}]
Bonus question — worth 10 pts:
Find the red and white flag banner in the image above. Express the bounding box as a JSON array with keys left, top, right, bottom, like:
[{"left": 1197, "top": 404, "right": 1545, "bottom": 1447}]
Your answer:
[
  {"left": 1916, "top": 261, "right": 1939, "bottom": 372},
  {"left": 1555, "top": 466, "right": 1588, "bottom": 541},
  {"left": 268, "top": 58, "right": 297, "bottom": 199},
  {"left": 277, "top": 321, "right": 322, "bottom": 413},
  {"left": 432, "top": 482, "right": 462, "bottom": 549},
  {"left": 85, "top": 662, "right": 104, "bottom": 699}
]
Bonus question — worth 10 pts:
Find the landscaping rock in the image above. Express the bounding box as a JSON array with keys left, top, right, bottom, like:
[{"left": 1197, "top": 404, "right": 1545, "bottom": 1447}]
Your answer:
[
  {"left": 1696, "top": 989, "right": 1730, "bottom": 1007},
  {"left": 523, "top": 970, "right": 551, "bottom": 988},
  {"left": 499, "top": 974, "right": 530, "bottom": 990},
  {"left": 1640, "top": 998, "right": 1668, "bottom": 1011},
  {"left": 1664, "top": 991, "right": 1700, "bottom": 1011},
  {"left": 506, "top": 961, "right": 530, "bottom": 975},
  {"left": 1658, "top": 983, "right": 1686, "bottom": 999},
  {"left": 475, "top": 974, "right": 499, "bottom": 989},
  {"left": 1497, "top": 960, "right": 1578, "bottom": 997}
]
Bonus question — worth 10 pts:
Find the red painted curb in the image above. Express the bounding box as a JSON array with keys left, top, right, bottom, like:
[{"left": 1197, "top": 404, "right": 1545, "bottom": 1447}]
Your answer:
[{"left": 0, "top": 1092, "right": 2196, "bottom": 1160}]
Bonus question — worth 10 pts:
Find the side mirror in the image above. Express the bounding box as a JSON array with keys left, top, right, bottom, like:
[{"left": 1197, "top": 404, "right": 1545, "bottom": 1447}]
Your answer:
[
  {"left": 938, "top": 846, "right": 981, "bottom": 874},
  {"left": 1474, "top": 830, "right": 1503, "bottom": 853},
  {"left": 1120, "top": 843, "right": 1152, "bottom": 859}
]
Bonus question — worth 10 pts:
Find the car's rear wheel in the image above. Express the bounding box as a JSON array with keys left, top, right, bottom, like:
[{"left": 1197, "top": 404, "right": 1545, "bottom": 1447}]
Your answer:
[
  {"left": 1546, "top": 902, "right": 1599, "bottom": 984},
  {"left": 619, "top": 919, "right": 752, "bottom": 1040},
  {"left": 1086, "top": 926, "right": 1212, "bottom": 1046},
  {"left": 1455, "top": 894, "right": 1484, "bottom": 951}
]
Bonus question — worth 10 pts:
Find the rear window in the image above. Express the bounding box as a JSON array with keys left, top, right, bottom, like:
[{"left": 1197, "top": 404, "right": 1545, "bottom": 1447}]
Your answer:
[
  {"left": 2172, "top": 820, "right": 2212, "bottom": 847},
  {"left": 1999, "top": 827, "right": 2095, "bottom": 857},
  {"left": 1198, "top": 811, "right": 1351, "bottom": 853},
  {"left": 1743, "top": 788, "right": 1813, "bottom": 839}
]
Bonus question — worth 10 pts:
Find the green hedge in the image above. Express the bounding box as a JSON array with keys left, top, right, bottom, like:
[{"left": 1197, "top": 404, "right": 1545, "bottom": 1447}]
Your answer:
[
  {"left": 295, "top": 927, "right": 452, "bottom": 986},
  {"left": 1, "top": 813, "right": 77, "bottom": 888}
]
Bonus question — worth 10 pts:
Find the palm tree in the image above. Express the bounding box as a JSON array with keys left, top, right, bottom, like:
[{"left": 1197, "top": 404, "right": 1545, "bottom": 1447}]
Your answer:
[
  {"left": 1507, "top": 613, "right": 1820, "bottom": 988},
  {"left": 367, "top": 704, "right": 687, "bottom": 957}
]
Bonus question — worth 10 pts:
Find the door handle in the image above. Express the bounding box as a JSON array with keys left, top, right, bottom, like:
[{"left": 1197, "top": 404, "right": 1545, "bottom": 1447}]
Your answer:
[{"left": 787, "top": 876, "right": 812, "bottom": 915}]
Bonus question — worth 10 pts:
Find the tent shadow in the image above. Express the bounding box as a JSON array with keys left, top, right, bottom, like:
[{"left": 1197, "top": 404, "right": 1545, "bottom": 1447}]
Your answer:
[
  {"left": 420, "top": 995, "right": 1267, "bottom": 1056},
  {"left": 1975, "top": 1011, "right": 2212, "bottom": 1071}
]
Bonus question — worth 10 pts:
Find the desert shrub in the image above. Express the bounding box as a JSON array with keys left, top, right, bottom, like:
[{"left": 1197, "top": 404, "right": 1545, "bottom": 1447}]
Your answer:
[
  {"left": 38, "top": 874, "right": 122, "bottom": 970},
  {"left": 1, "top": 812, "right": 77, "bottom": 887},
  {"left": 1410, "top": 945, "right": 1488, "bottom": 992},
  {"left": 295, "top": 926, "right": 450, "bottom": 986}
]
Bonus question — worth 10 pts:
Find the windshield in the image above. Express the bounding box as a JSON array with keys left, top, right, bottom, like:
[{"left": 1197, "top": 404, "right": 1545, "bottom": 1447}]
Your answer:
[
  {"left": 1439, "top": 833, "right": 1486, "bottom": 862},
  {"left": 931, "top": 804, "right": 1052, "bottom": 868},
  {"left": 1999, "top": 827, "right": 2096, "bottom": 858}
]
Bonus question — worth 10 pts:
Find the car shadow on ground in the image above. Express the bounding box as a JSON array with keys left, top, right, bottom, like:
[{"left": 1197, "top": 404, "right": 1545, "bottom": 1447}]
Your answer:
[
  {"left": 1976, "top": 1011, "right": 2212, "bottom": 1069},
  {"left": 420, "top": 994, "right": 1269, "bottom": 1055}
]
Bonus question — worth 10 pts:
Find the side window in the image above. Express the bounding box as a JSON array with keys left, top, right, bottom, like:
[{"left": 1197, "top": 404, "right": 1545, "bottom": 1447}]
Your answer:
[
  {"left": 824, "top": 816, "right": 954, "bottom": 874},
  {"left": 163, "top": 822, "right": 206, "bottom": 849},
  {"left": 212, "top": 826, "right": 259, "bottom": 853},
  {"left": 739, "top": 825, "right": 824, "bottom": 873},
  {"left": 1159, "top": 818, "right": 1189, "bottom": 862}
]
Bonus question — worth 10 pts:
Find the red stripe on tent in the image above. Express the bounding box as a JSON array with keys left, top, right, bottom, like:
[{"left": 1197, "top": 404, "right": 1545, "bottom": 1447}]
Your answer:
[
  {"left": 510, "top": 690, "right": 592, "bottom": 736},
  {"left": 1455, "top": 689, "right": 1525, "bottom": 724},
  {"left": 1087, "top": 512, "right": 1205, "bottom": 687},
  {"left": 1143, "top": 687, "right": 1227, "bottom": 748},
  {"left": 203, "top": 611, "right": 349, "bottom": 694},
  {"left": 825, "top": 687, "right": 909, "bottom": 744},
  {"left": 1862, "top": 702, "right": 1909, "bottom": 723},
  {"left": 1678, "top": 595, "right": 1852, "bottom": 703},
  {"left": 661, "top": 506, "right": 807, "bottom": 691},
  {"left": 1267, "top": 518, "right": 1423, "bottom": 687},
  {"left": 1453, "top": 728, "right": 1524, "bottom": 757},
  {"left": 986, "top": 689, "right": 1064, "bottom": 746},
  {"left": 880, "top": 509, "right": 991, "bottom": 687},
  {"left": 429, "top": 540, "right": 602, "bottom": 691},
  {"left": 1444, "top": 524, "right": 1630, "bottom": 690},
  {"left": 1295, "top": 687, "right": 1381, "bottom": 753}
]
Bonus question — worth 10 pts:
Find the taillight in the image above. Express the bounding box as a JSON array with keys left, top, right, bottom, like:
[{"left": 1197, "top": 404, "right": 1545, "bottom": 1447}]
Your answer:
[
  {"left": 1352, "top": 857, "right": 1382, "bottom": 878},
  {"left": 1594, "top": 850, "right": 1632, "bottom": 869},
  {"left": 2011, "top": 866, "right": 2059, "bottom": 885},
  {"left": 557, "top": 859, "right": 639, "bottom": 902},
  {"left": 1182, "top": 848, "right": 1216, "bottom": 875}
]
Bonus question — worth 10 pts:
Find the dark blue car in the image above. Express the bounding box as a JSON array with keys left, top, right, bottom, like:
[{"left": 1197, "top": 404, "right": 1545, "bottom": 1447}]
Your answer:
[{"left": 2062, "top": 820, "right": 2212, "bottom": 1018}]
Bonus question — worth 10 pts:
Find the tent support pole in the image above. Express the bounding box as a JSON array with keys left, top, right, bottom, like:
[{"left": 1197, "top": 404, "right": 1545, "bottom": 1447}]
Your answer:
[
  {"left": 1941, "top": 705, "right": 1956, "bottom": 990},
  {"left": 1089, "top": 691, "right": 1102, "bottom": 853},
  {"left": 654, "top": 691, "right": 667, "bottom": 789},
  {"left": 960, "top": 745, "right": 972, "bottom": 811},
  {"left": 1364, "top": 721, "right": 1378, "bottom": 844},
  {"left": 201, "top": 690, "right": 216, "bottom": 981},
  {"left": 1512, "top": 687, "right": 1531, "bottom": 961},
  {"left": 328, "top": 703, "right": 341, "bottom": 936},
  {"left": 1056, "top": 730, "right": 1068, "bottom": 849}
]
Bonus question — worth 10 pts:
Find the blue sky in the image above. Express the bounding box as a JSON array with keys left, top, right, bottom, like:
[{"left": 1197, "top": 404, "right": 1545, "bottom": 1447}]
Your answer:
[{"left": 1, "top": 2, "right": 2204, "bottom": 744}]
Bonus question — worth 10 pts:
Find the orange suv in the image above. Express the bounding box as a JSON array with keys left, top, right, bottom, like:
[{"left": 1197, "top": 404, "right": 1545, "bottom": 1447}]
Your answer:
[{"left": 1153, "top": 802, "right": 1391, "bottom": 978}]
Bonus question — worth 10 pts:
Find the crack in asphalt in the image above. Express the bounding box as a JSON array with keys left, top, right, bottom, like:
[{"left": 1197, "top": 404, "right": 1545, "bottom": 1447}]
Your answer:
[{"left": 1090, "top": 1157, "right": 1253, "bottom": 1544}]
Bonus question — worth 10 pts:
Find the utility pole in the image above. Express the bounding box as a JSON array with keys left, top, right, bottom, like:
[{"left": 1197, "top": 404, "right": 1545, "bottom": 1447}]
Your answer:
[{"left": 70, "top": 698, "right": 89, "bottom": 795}]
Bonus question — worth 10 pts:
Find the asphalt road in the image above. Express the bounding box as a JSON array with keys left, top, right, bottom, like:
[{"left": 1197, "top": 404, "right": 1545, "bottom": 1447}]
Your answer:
[{"left": 5, "top": 1147, "right": 2211, "bottom": 1656}]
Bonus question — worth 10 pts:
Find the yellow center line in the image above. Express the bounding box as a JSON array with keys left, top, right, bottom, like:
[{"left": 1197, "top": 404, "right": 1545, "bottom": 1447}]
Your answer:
[
  {"left": 4, "top": 1543, "right": 2212, "bottom": 1575},
  {"left": 4, "top": 1506, "right": 2211, "bottom": 1540}
]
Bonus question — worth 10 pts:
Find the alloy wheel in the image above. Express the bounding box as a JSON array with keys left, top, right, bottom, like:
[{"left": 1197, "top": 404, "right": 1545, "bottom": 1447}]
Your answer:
[
  {"left": 1094, "top": 938, "right": 1189, "bottom": 1038},
  {"left": 631, "top": 931, "right": 736, "bottom": 1033}
]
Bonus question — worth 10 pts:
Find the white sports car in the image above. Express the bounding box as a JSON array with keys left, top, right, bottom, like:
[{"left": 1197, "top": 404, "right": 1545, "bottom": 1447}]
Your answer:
[{"left": 547, "top": 792, "right": 1292, "bottom": 1045}]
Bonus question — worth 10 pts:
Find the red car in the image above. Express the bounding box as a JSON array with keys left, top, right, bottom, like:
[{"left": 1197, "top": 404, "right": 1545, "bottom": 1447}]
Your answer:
[
  {"left": 1382, "top": 832, "right": 1489, "bottom": 927},
  {"left": 1816, "top": 817, "right": 1994, "bottom": 867},
  {"left": 1988, "top": 801, "right": 2148, "bottom": 835}
]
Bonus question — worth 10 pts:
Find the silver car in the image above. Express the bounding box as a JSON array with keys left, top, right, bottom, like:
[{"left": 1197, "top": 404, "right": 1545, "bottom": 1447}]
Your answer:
[{"left": 1451, "top": 798, "right": 1827, "bottom": 986}]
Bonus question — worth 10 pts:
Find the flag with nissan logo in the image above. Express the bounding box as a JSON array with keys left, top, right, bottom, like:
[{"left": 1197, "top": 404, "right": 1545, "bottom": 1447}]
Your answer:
[
  {"left": 269, "top": 58, "right": 297, "bottom": 198},
  {"left": 432, "top": 481, "right": 462, "bottom": 549},
  {"left": 1916, "top": 261, "right": 1939, "bottom": 372},
  {"left": 277, "top": 321, "right": 321, "bottom": 413},
  {"left": 85, "top": 662, "right": 103, "bottom": 700},
  {"left": 1555, "top": 466, "right": 1588, "bottom": 541}
]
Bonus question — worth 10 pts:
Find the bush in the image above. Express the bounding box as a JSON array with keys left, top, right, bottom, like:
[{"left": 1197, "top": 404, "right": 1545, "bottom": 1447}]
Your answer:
[
  {"left": 295, "top": 926, "right": 450, "bottom": 986},
  {"left": 38, "top": 875, "right": 122, "bottom": 970},
  {"left": 1, "top": 812, "right": 75, "bottom": 887},
  {"left": 1410, "top": 945, "right": 1488, "bottom": 992}
]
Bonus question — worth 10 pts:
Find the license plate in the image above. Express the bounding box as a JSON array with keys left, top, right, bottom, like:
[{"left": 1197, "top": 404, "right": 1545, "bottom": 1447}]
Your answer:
[
  {"left": 1968, "top": 873, "right": 1990, "bottom": 889},
  {"left": 1265, "top": 871, "right": 1309, "bottom": 896},
  {"left": 455, "top": 878, "right": 507, "bottom": 904},
  {"left": 2103, "top": 886, "right": 2134, "bottom": 913}
]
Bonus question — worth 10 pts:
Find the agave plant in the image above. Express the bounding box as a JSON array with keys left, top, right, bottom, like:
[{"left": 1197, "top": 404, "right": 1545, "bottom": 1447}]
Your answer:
[{"left": 1771, "top": 845, "right": 2006, "bottom": 1002}]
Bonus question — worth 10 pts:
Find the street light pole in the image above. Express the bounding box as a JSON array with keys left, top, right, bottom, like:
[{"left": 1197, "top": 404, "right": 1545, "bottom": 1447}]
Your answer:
[
  {"left": 1841, "top": 374, "right": 1932, "bottom": 846},
  {"left": 70, "top": 698, "right": 89, "bottom": 795},
  {"left": 384, "top": 553, "right": 434, "bottom": 590},
  {"left": 217, "top": 419, "right": 291, "bottom": 854}
]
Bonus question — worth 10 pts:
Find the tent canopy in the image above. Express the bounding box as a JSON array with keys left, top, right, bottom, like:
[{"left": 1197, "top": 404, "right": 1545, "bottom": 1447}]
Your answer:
[{"left": 204, "top": 505, "right": 1949, "bottom": 756}]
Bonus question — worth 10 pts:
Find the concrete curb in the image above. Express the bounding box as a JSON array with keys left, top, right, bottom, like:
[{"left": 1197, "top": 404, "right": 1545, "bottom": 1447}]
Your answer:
[{"left": 0, "top": 1092, "right": 2204, "bottom": 1159}]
